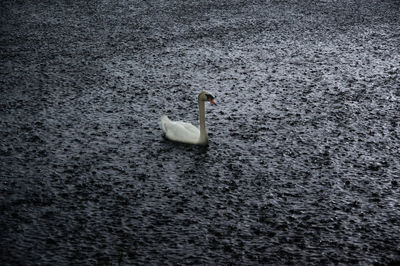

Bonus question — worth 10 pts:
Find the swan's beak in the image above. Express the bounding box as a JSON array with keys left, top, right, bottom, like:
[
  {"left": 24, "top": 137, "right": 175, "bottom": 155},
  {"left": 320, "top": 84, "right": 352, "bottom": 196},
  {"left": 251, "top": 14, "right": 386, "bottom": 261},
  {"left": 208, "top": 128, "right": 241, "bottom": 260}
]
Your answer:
[{"left": 209, "top": 99, "right": 216, "bottom": 105}]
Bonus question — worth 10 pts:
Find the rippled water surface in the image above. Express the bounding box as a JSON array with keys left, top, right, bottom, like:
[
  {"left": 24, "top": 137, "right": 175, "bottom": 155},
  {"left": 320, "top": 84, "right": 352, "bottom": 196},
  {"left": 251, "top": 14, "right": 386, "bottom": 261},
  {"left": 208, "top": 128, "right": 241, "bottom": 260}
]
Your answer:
[{"left": 1, "top": 0, "right": 400, "bottom": 265}]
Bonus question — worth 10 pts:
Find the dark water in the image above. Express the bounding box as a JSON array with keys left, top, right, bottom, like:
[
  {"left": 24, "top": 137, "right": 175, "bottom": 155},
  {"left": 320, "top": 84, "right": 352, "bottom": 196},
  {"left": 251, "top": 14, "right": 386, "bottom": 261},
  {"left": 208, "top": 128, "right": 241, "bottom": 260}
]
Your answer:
[{"left": 1, "top": 0, "right": 399, "bottom": 265}]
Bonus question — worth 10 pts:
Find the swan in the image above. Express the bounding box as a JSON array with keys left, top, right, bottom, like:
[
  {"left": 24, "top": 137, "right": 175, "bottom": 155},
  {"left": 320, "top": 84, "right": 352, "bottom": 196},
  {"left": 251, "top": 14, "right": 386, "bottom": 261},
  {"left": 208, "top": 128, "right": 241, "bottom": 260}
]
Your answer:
[{"left": 161, "top": 91, "right": 216, "bottom": 145}]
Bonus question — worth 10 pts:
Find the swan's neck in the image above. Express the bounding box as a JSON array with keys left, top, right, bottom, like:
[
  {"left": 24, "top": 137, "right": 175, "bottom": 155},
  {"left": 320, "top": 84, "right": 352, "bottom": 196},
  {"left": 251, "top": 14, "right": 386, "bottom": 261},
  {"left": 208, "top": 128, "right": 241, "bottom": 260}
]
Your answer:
[{"left": 198, "top": 100, "right": 208, "bottom": 145}]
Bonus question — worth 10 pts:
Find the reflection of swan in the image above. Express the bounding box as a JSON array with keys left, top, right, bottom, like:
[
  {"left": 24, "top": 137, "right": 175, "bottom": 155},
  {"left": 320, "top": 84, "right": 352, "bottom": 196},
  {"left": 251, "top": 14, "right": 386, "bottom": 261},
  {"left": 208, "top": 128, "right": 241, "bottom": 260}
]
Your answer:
[{"left": 161, "top": 91, "right": 216, "bottom": 145}]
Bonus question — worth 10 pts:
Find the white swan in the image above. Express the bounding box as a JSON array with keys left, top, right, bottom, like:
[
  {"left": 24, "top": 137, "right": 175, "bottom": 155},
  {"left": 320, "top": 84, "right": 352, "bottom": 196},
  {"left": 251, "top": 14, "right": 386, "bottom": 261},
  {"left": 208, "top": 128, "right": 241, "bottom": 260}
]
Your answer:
[{"left": 161, "top": 91, "right": 216, "bottom": 145}]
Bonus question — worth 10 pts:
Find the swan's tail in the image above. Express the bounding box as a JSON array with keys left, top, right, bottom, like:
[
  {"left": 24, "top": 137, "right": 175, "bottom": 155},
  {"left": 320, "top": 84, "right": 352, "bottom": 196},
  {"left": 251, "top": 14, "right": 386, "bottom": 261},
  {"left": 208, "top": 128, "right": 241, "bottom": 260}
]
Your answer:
[{"left": 160, "top": 115, "right": 170, "bottom": 135}]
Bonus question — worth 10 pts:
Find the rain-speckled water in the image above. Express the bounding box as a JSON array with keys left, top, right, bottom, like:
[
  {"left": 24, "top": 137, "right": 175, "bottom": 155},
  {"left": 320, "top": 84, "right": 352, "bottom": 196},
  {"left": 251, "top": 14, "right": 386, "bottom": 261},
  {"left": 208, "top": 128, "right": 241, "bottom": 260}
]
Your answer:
[{"left": 1, "top": 0, "right": 399, "bottom": 265}]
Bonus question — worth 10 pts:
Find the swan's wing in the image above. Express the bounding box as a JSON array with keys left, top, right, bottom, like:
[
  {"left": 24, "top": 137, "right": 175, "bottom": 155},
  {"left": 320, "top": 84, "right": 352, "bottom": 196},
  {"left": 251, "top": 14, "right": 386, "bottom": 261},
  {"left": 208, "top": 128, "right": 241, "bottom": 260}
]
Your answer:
[
  {"left": 180, "top": 122, "right": 200, "bottom": 135},
  {"left": 160, "top": 115, "right": 200, "bottom": 144},
  {"left": 165, "top": 121, "right": 200, "bottom": 144}
]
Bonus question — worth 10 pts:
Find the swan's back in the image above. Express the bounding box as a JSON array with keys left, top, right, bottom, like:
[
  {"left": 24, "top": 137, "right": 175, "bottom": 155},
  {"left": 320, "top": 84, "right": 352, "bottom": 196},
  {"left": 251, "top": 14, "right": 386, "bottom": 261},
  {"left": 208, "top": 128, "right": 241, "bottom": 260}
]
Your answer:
[{"left": 161, "top": 115, "right": 200, "bottom": 144}]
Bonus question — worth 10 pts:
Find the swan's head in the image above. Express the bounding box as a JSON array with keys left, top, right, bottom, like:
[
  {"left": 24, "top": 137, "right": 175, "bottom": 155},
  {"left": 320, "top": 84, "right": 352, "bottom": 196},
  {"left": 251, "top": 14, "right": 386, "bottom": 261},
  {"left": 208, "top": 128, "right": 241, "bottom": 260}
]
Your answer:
[{"left": 198, "top": 91, "right": 216, "bottom": 105}]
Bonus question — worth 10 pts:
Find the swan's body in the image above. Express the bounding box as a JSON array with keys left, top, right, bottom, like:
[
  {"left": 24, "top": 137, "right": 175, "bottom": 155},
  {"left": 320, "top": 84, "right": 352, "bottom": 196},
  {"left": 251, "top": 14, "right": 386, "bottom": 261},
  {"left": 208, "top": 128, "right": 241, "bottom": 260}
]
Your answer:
[
  {"left": 161, "top": 91, "right": 216, "bottom": 145},
  {"left": 160, "top": 115, "right": 206, "bottom": 145}
]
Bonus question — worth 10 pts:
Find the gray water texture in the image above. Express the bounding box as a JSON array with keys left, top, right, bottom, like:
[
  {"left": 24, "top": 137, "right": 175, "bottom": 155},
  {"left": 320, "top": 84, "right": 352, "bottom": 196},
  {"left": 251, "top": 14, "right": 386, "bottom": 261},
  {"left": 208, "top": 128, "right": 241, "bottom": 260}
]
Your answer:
[{"left": 1, "top": 0, "right": 400, "bottom": 265}]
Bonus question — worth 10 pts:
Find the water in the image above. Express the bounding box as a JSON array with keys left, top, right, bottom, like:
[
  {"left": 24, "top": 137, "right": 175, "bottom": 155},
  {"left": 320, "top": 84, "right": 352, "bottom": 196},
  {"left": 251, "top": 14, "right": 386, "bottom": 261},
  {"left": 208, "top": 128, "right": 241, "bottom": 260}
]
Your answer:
[{"left": 1, "top": 0, "right": 399, "bottom": 264}]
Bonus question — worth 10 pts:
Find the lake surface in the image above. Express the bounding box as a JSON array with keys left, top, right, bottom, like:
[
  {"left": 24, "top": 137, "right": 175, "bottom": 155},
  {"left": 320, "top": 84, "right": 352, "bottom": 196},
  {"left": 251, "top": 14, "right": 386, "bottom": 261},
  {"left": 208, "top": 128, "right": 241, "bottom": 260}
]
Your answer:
[{"left": 1, "top": 0, "right": 399, "bottom": 264}]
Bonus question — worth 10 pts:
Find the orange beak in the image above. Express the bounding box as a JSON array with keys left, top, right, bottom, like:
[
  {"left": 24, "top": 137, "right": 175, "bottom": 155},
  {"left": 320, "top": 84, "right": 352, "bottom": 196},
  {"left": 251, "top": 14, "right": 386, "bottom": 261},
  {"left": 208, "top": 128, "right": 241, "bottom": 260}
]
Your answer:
[{"left": 209, "top": 99, "right": 216, "bottom": 105}]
